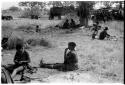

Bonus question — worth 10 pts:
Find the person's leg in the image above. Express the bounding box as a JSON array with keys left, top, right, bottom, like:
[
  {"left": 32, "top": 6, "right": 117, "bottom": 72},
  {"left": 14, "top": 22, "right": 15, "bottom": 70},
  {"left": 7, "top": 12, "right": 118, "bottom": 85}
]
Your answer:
[
  {"left": 53, "top": 63, "right": 63, "bottom": 69},
  {"left": 11, "top": 66, "right": 24, "bottom": 79},
  {"left": 40, "top": 63, "right": 53, "bottom": 69}
]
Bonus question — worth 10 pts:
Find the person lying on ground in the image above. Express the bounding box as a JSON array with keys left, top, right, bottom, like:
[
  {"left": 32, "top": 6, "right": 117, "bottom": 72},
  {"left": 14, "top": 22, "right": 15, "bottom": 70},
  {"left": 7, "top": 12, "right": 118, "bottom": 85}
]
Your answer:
[
  {"left": 11, "top": 44, "right": 31, "bottom": 79},
  {"left": 40, "top": 42, "right": 78, "bottom": 71},
  {"left": 99, "top": 27, "right": 110, "bottom": 40}
]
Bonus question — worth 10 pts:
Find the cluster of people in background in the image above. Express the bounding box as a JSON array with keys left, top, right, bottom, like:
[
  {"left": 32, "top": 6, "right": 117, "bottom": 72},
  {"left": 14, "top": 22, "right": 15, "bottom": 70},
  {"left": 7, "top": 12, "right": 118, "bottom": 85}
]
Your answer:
[
  {"left": 91, "top": 21, "right": 110, "bottom": 40},
  {"left": 62, "top": 19, "right": 76, "bottom": 29}
]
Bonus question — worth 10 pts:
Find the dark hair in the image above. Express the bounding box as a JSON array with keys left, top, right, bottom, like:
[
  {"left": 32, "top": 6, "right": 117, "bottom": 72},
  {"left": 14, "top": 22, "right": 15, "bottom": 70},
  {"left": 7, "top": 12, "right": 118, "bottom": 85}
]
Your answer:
[
  {"left": 36, "top": 25, "right": 39, "bottom": 28},
  {"left": 68, "top": 42, "right": 76, "bottom": 47},
  {"left": 104, "top": 27, "right": 108, "bottom": 30},
  {"left": 16, "top": 44, "right": 23, "bottom": 50}
]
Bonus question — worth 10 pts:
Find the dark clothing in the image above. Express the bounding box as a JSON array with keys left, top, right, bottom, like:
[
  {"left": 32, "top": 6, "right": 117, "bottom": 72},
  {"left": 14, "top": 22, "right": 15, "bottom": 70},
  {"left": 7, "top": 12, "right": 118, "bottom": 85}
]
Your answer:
[
  {"left": 64, "top": 50, "right": 78, "bottom": 71},
  {"left": 70, "top": 21, "right": 76, "bottom": 28},
  {"left": 14, "top": 50, "right": 30, "bottom": 66},
  {"left": 64, "top": 51, "right": 78, "bottom": 65},
  {"left": 63, "top": 21, "right": 69, "bottom": 29},
  {"left": 92, "top": 24, "right": 100, "bottom": 39},
  {"left": 99, "top": 30, "right": 110, "bottom": 40},
  {"left": 93, "top": 25, "right": 100, "bottom": 31}
]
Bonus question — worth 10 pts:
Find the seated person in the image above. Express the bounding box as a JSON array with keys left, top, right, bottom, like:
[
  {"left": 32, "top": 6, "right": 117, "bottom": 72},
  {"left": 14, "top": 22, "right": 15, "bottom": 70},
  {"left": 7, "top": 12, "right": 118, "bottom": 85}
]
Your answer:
[
  {"left": 62, "top": 19, "right": 69, "bottom": 29},
  {"left": 11, "top": 44, "right": 31, "bottom": 79},
  {"left": 36, "top": 25, "right": 40, "bottom": 33},
  {"left": 63, "top": 42, "right": 78, "bottom": 71},
  {"left": 99, "top": 27, "right": 110, "bottom": 40},
  {"left": 70, "top": 19, "right": 76, "bottom": 28},
  {"left": 40, "top": 42, "right": 78, "bottom": 71},
  {"left": 92, "top": 22, "right": 101, "bottom": 39}
]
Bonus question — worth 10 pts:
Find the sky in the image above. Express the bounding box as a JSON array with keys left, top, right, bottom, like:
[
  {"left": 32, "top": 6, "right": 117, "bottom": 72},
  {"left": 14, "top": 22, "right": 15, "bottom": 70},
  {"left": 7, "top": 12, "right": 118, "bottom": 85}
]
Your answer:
[{"left": 2, "top": 2, "right": 19, "bottom": 10}]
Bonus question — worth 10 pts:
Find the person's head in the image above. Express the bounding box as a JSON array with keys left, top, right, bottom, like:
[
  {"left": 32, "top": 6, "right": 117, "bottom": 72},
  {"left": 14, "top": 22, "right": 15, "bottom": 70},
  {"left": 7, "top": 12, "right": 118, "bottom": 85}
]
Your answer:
[
  {"left": 36, "top": 25, "right": 39, "bottom": 28},
  {"left": 16, "top": 44, "right": 24, "bottom": 52},
  {"left": 68, "top": 42, "right": 76, "bottom": 50},
  {"left": 104, "top": 27, "right": 108, "bottom": 31}
]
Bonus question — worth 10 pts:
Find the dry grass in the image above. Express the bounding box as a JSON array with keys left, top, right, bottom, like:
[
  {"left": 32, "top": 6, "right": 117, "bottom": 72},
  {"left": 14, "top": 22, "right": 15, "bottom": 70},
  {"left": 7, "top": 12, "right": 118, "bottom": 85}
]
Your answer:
[
  {"left": 1, "top": 17, "right": 124, "bottom": 83},
  {"left": 6, "top": 32, "right": 24, "bottom": 49},
  {"left": 26, "top": 38, "right": 52, "bottom": 48},
  {"left": 2, "top": 25, "right": 13, "bottom": 38}
]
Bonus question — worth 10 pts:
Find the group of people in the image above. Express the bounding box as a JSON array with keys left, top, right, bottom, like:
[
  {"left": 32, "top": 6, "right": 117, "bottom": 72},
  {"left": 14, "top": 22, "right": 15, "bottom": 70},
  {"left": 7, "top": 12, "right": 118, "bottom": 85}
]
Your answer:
[
  {"left": 62, "top": 19, "right": 76, "bottom": 29},
  {"left": 8, "top": 42, "right": 78, "bottom": 81},
  {"left": 91, "top": 21, "right": 110, "bottom": 40}
]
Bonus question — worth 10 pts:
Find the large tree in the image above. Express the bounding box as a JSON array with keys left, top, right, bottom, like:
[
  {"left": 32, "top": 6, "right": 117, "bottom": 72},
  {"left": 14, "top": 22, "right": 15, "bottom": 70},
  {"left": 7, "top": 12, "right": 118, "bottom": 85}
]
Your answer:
[
  {"left": 18, "top": 1, "right": 46, "bottom": 10},
  {"left": 18, "top": 1, "right": 47, "bottom": 17},
  {"left": 77, "top": 1, "right": 95, "bottom": 27}
]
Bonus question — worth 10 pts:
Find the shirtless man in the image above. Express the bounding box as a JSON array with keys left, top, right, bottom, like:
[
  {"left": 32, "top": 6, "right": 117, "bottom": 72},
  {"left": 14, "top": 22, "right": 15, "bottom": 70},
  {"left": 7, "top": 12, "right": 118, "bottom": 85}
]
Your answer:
[
  {"left": 40, "top": 42, "right": 78, "bottom": 71},
  {"left": 63, "top": 42, "right": 78, "bottom": 71}
]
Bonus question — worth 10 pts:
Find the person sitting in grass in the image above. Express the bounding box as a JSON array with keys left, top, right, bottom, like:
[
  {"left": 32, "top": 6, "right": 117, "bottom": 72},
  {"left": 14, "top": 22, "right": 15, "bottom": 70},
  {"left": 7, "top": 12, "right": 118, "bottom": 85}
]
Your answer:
[
  {"left": 11, "top": 44, "right": 31, "bottom": 79},
  {"left": 63, "top": 42, "right": 78, "bottom": 71},
  {"left": 92, "top": 21, "right": 101, "bottom": 39},
  {"left": 70, "top": 19, "right": 76, "bottom": 28},
  {"left": 40, "top": 42, "right": 78, "bottom": 71},
  {"left": 99, "top": 27, "right": 110, "bottom": 40},
  {"left": 62, "top": 19, "right": 69, "bottom": 29}
]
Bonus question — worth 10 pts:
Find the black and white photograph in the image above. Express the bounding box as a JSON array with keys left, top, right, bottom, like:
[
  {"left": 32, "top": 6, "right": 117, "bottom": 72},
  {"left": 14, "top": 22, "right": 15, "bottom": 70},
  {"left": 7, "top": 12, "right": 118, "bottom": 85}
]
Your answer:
[{"left": 1, "top": 0, "right": 124, "bottom": 84}]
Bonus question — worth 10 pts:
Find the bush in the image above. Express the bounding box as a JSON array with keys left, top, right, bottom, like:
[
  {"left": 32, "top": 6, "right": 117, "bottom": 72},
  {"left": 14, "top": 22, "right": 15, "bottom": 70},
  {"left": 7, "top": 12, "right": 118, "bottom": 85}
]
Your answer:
[
  {"left": 20, "top": 9, "right": 31, "bottom": 18},
  {"left": 20, "top": 7, "right": 41, "bottom": 18},
  {"left": 9, "top": 6, "right": 21, "bottom": 12}
]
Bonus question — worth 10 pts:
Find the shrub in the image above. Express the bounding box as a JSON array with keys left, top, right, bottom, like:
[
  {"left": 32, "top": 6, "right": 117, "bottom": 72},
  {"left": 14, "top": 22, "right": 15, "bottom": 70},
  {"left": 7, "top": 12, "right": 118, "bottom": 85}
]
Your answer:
[
  {"left": 20, "top": 7, "right": 41, "bottom": 18},
  {"left": 9, "top": 6, "right": 21, "bottom": 12}
]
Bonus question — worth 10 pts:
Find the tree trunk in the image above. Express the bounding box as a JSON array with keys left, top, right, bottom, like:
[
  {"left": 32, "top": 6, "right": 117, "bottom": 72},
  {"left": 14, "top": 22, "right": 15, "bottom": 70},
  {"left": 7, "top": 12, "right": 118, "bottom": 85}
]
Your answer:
[
  {"left": 78, "top": 2, "right": 89, "bottom": 27},
  {"left": 79, "top": 17, "right": 88, "bottom": 27}
]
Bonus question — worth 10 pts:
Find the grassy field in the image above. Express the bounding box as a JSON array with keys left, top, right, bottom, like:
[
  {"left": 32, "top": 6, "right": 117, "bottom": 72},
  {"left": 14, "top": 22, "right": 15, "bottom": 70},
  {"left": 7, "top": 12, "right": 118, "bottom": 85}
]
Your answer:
[{"left": 1, "top": 17, "right": 124, "bottom": 83}]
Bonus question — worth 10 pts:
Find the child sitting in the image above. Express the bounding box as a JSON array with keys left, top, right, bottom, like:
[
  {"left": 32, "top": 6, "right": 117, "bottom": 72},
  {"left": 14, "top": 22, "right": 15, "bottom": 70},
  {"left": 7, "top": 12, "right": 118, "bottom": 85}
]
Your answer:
[{"left": 11, "top": 44, "right": 31, "bottom": 79}]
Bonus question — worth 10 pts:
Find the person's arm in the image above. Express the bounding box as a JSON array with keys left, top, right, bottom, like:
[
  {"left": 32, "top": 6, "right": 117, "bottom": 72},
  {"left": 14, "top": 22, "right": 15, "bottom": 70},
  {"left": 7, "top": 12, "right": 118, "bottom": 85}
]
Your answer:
[
  {"left": 14, "top": 52, "right": 19, "bottom": 63},
  {"left": 64, "top": 48, "right": 68, "bottom": 61},
  {"left": 106, "top": 32, "right": 110, "bottom": 37}
]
